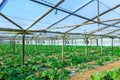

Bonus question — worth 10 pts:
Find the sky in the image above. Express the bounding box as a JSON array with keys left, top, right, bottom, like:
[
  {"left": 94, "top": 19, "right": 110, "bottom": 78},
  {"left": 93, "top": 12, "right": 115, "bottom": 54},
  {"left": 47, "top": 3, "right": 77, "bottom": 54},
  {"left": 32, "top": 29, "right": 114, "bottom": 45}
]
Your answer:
[{"left": 0, "top": 0, "right": 120, "bottom": 36}]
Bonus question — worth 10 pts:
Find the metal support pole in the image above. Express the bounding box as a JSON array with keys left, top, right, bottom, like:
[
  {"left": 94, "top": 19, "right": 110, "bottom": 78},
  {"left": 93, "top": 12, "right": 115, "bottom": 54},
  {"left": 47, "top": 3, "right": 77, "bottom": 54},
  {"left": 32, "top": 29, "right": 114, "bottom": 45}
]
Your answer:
[
  {"left": 86, "top": 42, "right": 88, "bottom": 55},
  {"left": 62, "top": 35, "right": 65, "bottom": 60},
  {"left": 54, "top": 39, "right": 55, "bottom": 45},
  {"left": 119, "top": 38, "right": 120, "bottom": 48},
  {"left": 75, "top": 39, "right": 77, "bottom": 49},
  {"left": 72, "top": 39, "right": 73, "bottom": 46},
  {"left": 101, "top": 38, "right": 103, "bottom": 54},
  {"left": 85, "top": 36, "right": 89, "bottom": 55},
  {"left": 40, "top": 39, "right": 42, "bottom": 45},
  {"left": 31, "top": 39, "right": 32, "bottom": 44},
  {"left": 51, "top": 39, "right": 53, "bottom": 49},
  {"left": 38, "top": 39, "right": 39, "bottom": 45},
  {"left": 12, "top": 35, "right": 18, "bottom": 54},
  {"left": 10, "top": 39, "right": 12, "bottom": 53},
  {"left": 44, "top": 40, "right": 46, "bottom": 49},
  {"left": 13, "top": 37, "right": 15, "bottom": 54},
  {"left": 51, "top": 39, "right": 52, "bottom": 45},
  {"left": 22, "top": 34, "right": 25, "bottom": 65},
  {"left": 96, "top": 39, "right": 98, "bottom": 46},
  {"left": 48, "top": 39, "right": 50, "bottom": 45},
  {"left": 90, "top": 38, "right": 92, "bottom": 46},
  {"left": 57, "top": 39, "right": 59, "bottom": 45},
  {"left": 111, "top": 38, "right": 114, "bottom": 54},
  {"left": 10, "top": 39, "right": 13, "bottom": 61},
  {"left": 35, "top": 38, "right": 37, "bottom": 54}
]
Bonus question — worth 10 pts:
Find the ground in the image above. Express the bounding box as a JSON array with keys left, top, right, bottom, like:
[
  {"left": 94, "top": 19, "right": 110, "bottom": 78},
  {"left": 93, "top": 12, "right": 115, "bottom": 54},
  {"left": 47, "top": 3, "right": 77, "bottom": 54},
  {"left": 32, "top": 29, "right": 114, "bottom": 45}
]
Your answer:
[{"left": 70, "top": 60, "right": 120, "bottom": 80}]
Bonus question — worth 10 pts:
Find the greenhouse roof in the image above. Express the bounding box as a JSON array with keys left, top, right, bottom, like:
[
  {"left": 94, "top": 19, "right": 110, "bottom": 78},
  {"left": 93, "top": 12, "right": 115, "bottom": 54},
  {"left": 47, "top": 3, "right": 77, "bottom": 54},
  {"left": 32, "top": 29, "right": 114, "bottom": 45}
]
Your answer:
[{"left": 0, "top": 0, "right": 120, "bottom": 38}]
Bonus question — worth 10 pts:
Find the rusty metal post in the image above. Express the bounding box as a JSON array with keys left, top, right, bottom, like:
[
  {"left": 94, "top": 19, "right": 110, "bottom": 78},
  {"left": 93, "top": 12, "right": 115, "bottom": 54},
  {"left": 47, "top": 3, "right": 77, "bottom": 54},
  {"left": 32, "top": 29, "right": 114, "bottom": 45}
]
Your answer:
[
  {"left": 54, "top": 39, "right": 55, "bottom": 45},
  {"left": 10, "top": 38, "right": 12, "bottom": 53},
  {"left": 35, "top": 37, "right": 38, "bottom": 54},
  {"left": 22, "top": 33, "right": 25, "bottom": 65},
  {"left": 119, "top": 38, "right": 120, "bottom": 48},
  {"left": 13, "top": 36, "right": 15, "bottom": 54},
  {"left": 72, "top": 39, "right": 73, "bottom": 46},
  {"left": 86, "top": 40, "right": 88, "bottom": 55},
  {"left": 101, "top": 38, "right": 103, "bottom": 54},
  {"left": 85, "top": 36, "right": 89, "bottom": 55},
  {"left": 9, "top": 38, "right": 13, "bottom": 61},
  {"left": 48, "top": 39, "right": 50, "bottom": 45},
  {"left": 75, "top": 39, "right": 77, "bottom": 49},
  {"left": 111, "top": 38, "right": 114, "bottom": 54},
  {"left": 90, "top": 38, "right": 92, "bottom": 46},
  {"left": 96, "top": 39, "right": 98, "bottom": 46},
  {"left": 62, "top": 35, "right": 65, "bottom": 60}
]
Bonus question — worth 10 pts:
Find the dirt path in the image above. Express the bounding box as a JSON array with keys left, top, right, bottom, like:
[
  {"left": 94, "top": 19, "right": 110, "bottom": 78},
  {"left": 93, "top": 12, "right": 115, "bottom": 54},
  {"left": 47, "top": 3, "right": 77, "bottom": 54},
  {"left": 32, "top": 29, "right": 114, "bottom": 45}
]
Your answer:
[{"left": 70, "top": 60, "right": 120, "bottom": 80}]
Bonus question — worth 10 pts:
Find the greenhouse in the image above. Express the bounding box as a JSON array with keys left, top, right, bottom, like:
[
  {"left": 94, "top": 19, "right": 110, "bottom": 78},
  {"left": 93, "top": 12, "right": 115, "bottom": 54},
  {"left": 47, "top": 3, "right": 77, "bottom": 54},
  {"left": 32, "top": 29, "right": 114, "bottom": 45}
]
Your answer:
[{"left": 0, "top": 0, "right": 120, "bottom": 80}]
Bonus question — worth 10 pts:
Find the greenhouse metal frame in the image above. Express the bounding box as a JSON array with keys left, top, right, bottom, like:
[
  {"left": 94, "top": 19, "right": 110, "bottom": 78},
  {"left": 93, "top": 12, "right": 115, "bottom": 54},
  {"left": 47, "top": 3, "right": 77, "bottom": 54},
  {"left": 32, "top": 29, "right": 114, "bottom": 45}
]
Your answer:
[{"left": 0, "top": 0, "right": 120, "bottom": 65}]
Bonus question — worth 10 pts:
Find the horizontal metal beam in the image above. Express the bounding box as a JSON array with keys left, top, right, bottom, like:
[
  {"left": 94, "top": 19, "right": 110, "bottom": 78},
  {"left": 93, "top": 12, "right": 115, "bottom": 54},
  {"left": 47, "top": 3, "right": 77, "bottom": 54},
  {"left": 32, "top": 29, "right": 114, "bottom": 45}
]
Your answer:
[
  {"left": 107, "top": 33, "right": 120, "bottom": 38},
  {"left": 29, "top": 30, "right": 64, "bottom": 34},
  {"left": 0, "top": 13, "right": 23, "bottom": 30},
  {"left": 31, "top": 0, "right": 120, "bottom": 30},
  {"left": 65, "top": 4, "right": 120, "bottom": 33},
  {"left": 0, "top": 28, "right": 32, "bottom": 34},
  {"left": 28, "top": 30, "right": 120, "bottom": 38},
  {"left": 46, "top": 0, "right": 94, "bottom": 29},
  {"left": 46, "top": 18, "right": 120, "bottom": 30},
  {"left": 104, "top": 28, "right": 120, "bottom": 35},
  {"left": 87, "top": 20, "right": 120, "bottom": 35},
  {"left": 68, "top": 33, "right": 119, "bottom": 38},
  {"left": 26, "top": 0, "right": 64, "bottom": 30},
  {"left": 115, "top": 33, "right": 120, "bottom": 36},
  {"left": 0, "top": 27, "right": 22, "bottom": 32},
  {"left": 0, "top": 27, "right": 119, "bottom": 38},
  {"left": 31, "top": 0, "right": 96, "bottom": 22},
  {"left": 86, "top": 18, "right": 120, "bottom": 25}
]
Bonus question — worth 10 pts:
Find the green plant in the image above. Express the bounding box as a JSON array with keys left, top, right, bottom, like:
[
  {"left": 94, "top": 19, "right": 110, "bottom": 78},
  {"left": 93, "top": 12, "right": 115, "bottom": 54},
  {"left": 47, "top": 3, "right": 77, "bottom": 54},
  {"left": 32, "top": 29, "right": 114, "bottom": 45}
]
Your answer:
[
  {"left": 91, "top": 67, "right": 120, "bottom": 80},
  {"left": 96, "top": 60, "right": 103, "bottom": 65}
]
